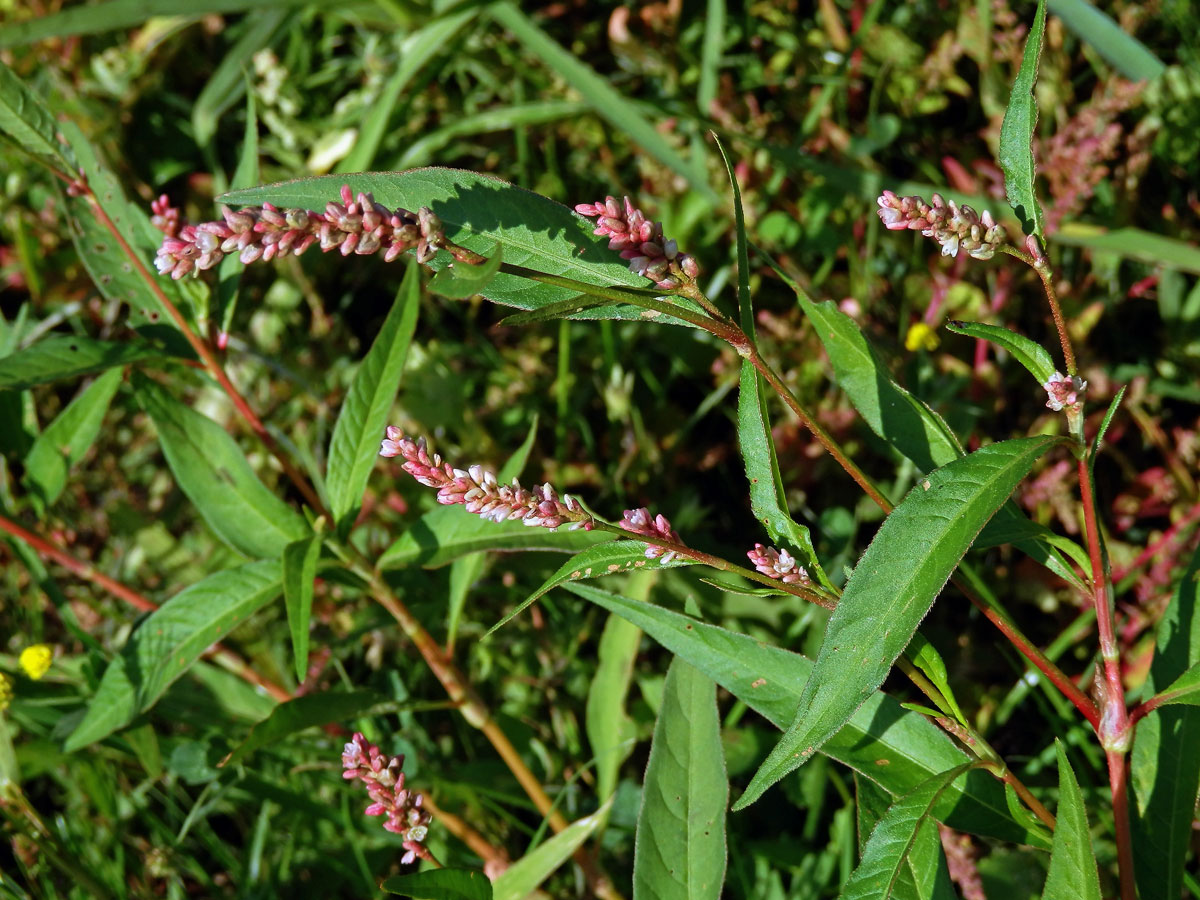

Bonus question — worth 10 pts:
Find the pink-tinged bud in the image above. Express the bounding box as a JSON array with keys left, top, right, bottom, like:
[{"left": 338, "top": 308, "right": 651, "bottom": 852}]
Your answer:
[{"left": 340, "top": 184, "right": 354, "bottom": 206}]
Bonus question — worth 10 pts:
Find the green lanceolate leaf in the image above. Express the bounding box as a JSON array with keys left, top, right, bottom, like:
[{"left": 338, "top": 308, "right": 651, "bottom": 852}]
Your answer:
[
  {"left": 998, "top": 0, "right": 1048, "bottom": 241},
  {"left": 133, "top": 372, "right": 309, "bottom": 559},
  {"left": 566, "top": 582, "right": 1052, "bottom": 849},
  {"left": 737, "top": 360, "right": 823, "bottom": 583},
  {"left": 491, "top": 800, "right": 611, "bottom": 900},
  {"left": 905, "top": 633, "right": 966, "bottom": 724},
  {"left": 1042, "top": 741, "right": 1102, "bottom": 900},
  {"left": 1132, "top": 542, "right": 1200, "bottom": 900},
  {"left": 0, "top": 335, "right": 163, "bottom": 391},
  {"left": 945, "top": 320, "right": 1056, "bottom": 385},
  {"left": 65, "top": 560, "right": 283, "bottom": 750},
  {"left": 23, "top": 367, "right": 122, "bottom": 505},
  {"left": 381, "top": 868, "right": 493, "bottom": 900},
  {"left": 282, "top": 535, "right": 321, "bottom": 683},
  {"left": 1149, "top": 659, "right": 1200, "bottom": 707},
  {"left": 736, "top": 435, "right": 1064, "bottom": 810},
  {"left": 798, "top": 297, "right": 1087, "bottom": 590},
  {"left": 327, "top": 262, "right": 420, "bottom": 530},
  {"left": 0, "top": 59, "right": 74, "bottom": 172},
  {"left": 219, "top": 170, "right": 707, "bottom": 325},
  {"left": 633, "top": 657, "right": 728, "bottom": 900},
  {"left": 839, "top": 763, "right": 979, "bottom": 900},
  {"left": 428, "top": 243, "right": 503, "bottom": 299},
  {"left": 487, "top": 540, "right": 697, "bottom": 636},
  {"left": 800, "top": 300, "right": 962, "bottom": 473},
  {"left": 59, "top": 120, "right": 201, "bottom": 328}
]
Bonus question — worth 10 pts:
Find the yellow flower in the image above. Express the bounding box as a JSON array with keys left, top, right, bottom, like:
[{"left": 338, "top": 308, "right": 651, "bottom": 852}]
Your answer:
[
  {"left": 905, "top": 322, "right": 940, "bottom": 352},
  {"left": 0, "top": 673, "right": 11, "bottom": 711},
  {"left": 19, "top": 644, "right": 53, "bottom": 681}
]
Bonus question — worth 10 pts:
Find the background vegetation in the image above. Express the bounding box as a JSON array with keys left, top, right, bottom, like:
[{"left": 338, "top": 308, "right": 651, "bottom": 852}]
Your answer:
[{"left": 1, "top": 0, "right": 1197, "bottom": 897}]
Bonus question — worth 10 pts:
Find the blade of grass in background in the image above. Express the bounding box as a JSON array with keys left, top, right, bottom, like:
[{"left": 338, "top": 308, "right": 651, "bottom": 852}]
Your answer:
[
  {"left": 338, "top": 7, "right": 479, "bottom": 174},
  {"left": 0, "top": 0, "right": 314, "bottom": 48},
  {"left": 1048, "top": 0, "right": 1165, "bottom": 81},
  {"left": 487, "top": 3, "right": 718, "bottom": 204}
]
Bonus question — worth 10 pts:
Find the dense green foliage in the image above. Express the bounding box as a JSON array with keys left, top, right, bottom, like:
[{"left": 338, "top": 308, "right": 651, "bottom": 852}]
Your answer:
[{"left": 1, "top": 1, "right": 1198, "bottom": 898}]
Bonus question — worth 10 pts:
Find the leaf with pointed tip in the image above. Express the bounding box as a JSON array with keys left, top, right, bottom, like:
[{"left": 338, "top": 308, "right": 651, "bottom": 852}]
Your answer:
[
  {"left": 633, "top": 657, "right": 727, "bottom": 900},
  {"left": 282, "top": 535, "right": 321, "bottom": 683},
  {"left": 23, "top": 367, "right": 122, "bottom": 505},
  {"left": 133, "top": 372, "right": 309, "bottom": 559},
  {"left": 797, "top": 297, "right": 1086, "bottom": 590},
  {"left": 428, "top": 243, "right": 503, "bottom": 299},
  {"left": 736, "top": 435, "right": 1063, "bottom": 810},
  {"left": 327, "top": 262, "right": 420, "bottom": 530},
  {"left": 998, "top": 0, "right": 1048, "bottom": 240},
  {"left": 565, "top": 582, "right": 1052, "bottom": 849},
  {"left": 491, "top": 800, "right": 611, "bottom": 900},
  {"left": 0, "top": 59, "right": 74, "bottom": 172},
  {"left": 737, "top": 360, "right": 823, "bottom": 583},
  {"left": 946, "top": 320, "right": 1056, "bottom": 385},
  {"left": 0, "top": 336, "right": 163, "bottom": 391},
  {"left": 839, "top": 763, "right": 980, "bottom": 900},
  {"left": 1132, "top": 543, "right": 1200, "bottom": 900},
  {"left": 487, "top": 540, "right": 696, "bottom": 636},
  {"left": 65, "top": 560, "right": 283, "bottom": 750},
  {"left": 1042, "top": 741, "right": 1103, "bottom": 899}
]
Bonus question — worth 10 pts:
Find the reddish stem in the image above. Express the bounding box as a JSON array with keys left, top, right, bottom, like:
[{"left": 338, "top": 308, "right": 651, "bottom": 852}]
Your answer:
[
  {"left": 1107, "top": 749, "right": 1137, "bottom": 900},
  {"left": 0, "top": 513, "right": 291, "bottom": 703},
  {"left": 80, "top": 184, "right": 328, "bottom": 518}
]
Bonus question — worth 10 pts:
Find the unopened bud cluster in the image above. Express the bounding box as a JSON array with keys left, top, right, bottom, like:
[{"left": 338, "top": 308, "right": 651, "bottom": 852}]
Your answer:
[
  {"left": 379, "top": 427, "right": 594, "bottom": 530},
  {"left": 1043, "top": 372, "right": 1087, "bottom": 412},
  {"left": 342, "top": 732, "right": 431, "bottom": 863},
  {"left": 747, "top": 544, "right": 811, "bottom": 585},
  {"left": 876, "top": 191, "right": 1009, "bottom": 260},
  {"left": 575, "top": 196, "right": 699, "bottom": 290},
  {"left": 618, "top": 508, "right": 683, "bottom": 563},
  {"left": 153, "top": 185, "right": 451, "bottom": 280}
]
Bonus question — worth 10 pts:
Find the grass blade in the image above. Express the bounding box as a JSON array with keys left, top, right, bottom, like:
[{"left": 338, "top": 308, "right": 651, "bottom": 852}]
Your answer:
[
  {"left": 486, "top": 2, "right": 716, "bottom": 204},
  {"left": 1048, "top": 0, "right": 1165, "bottom": 81}
]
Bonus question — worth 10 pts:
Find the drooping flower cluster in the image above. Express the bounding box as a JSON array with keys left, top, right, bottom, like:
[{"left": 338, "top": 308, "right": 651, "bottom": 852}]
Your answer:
[
  {"left": 876, "top": 191, "right": 1009, "bottom": 260},
  {"left": 153, "top": 185, "right": 451, "bottom": 280},
  {"left": 1043, "top": 371, "right": 1088, "bottom": 412},
  {"left": 575, "top": 195, "right": 699, "bottom": 290},
  {"left": 342, "top": 732, "right": 431, "bottom": 863},
  {"left": 379, "top": 426, "right": 594, "bottom": 530},
  {"left": 747, "top": 544, "right": 811, "bottom": 585},
  {"left": 618, "top": 507, "right": 683, "bottom": 563}
]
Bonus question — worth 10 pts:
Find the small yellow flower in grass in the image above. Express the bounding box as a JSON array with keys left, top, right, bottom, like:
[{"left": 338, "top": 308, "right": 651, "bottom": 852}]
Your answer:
[
  {"left": 0, "top": 673, "right": 12, "bottom": 711},
  {"left": 19, "top": 644, "right": 53, "bottom": 680},
  {"left": 905, "top": 322, "right": 940, "bottom": 352}
]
